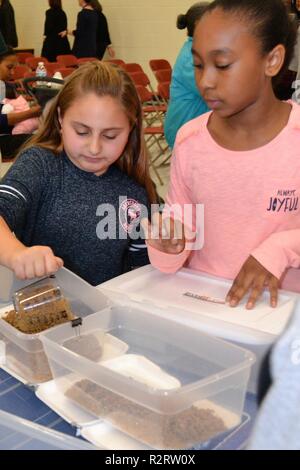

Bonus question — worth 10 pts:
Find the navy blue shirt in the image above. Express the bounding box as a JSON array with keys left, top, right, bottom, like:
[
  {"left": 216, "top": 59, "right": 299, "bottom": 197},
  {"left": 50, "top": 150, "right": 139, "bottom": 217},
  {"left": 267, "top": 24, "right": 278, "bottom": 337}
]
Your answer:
[
  {"left": 0, "top": 147, "right": 149, "bottom": 285},
  {"left": 0, "top": 109, "right": 10, "bottom": 134}
]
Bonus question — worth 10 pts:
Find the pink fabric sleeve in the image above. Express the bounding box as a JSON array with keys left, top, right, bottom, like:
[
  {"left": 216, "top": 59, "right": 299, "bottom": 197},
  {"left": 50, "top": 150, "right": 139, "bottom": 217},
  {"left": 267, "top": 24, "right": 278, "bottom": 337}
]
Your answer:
[
  {"left": 251, "top": 229, "right": 300, "bottom": 279},
  {"left": 147, "top": 141, "right": 193, "bottom": 273},
  {"left": 146, "top": 242, "right": 191, "bottom": 273},
  {"left": 12, "top": 117, "right": 39, "bottom": 135}
]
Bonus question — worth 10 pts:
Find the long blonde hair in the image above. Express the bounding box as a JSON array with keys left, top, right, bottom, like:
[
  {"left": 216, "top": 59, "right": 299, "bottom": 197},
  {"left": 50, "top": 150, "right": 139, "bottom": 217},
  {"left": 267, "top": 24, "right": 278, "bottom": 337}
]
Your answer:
[{"left": 23, "top": 61, "right": 156, "bottom": 203}]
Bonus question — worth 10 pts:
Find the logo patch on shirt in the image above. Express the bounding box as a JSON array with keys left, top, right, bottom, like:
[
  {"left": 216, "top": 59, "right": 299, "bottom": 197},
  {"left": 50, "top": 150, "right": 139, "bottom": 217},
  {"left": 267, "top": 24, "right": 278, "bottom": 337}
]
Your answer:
[
  {"left": 119, "top": 198, "right": 141, "bottom": 233},
  {"left": 266, "top": 189, "right": 298, "bottom": 213}
]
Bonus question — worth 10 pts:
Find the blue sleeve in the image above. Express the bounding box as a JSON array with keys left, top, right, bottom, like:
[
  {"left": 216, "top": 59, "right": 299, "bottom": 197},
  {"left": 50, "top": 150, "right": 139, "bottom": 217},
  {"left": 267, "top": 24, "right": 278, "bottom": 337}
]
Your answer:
[{"left": 164, "top": 39, "right": 210, "bottom": 148}]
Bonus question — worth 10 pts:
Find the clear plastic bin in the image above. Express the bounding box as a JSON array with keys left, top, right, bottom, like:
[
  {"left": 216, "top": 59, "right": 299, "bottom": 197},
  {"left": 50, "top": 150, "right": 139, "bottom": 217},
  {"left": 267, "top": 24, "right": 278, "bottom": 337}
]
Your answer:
[
  {"left": 0, "top": 266, "right": 109, "bottom": 385},
  {"left": 98, "top": 265, "right": 298, "bottom": 392},
  {"left": 41, "top": 306, "right": 255, "bottom": 450},
  {"left": 0, "top": 409, "right": 95, "bottom": 450}
]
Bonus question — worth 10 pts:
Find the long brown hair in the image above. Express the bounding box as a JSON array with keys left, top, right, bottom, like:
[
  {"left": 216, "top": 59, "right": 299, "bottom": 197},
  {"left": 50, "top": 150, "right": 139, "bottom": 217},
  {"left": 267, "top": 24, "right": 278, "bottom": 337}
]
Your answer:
[
  {"left": 49, "top": 0, "right": 62, "bottom": 8},
  {"left": 23, "top": 61, "right": 156, "bottom": 203}
]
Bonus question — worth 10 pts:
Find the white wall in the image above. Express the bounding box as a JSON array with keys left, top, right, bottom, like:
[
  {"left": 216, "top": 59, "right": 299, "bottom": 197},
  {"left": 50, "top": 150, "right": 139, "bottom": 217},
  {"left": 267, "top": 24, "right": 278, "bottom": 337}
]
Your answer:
[{"left": 12, "top": 0, "right": 196, "bottom": 80}]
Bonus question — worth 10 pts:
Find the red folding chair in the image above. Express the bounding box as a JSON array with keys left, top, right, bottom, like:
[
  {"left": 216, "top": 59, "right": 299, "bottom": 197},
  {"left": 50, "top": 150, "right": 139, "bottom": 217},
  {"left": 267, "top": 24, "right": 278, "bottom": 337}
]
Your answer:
[
  {"left": 134, "top": 81, "right": 167, "bottom": 124},
  {"left": 56, "top": 67, "right": 74, "bottom": 78},
  {"left": 43, "top": 62, "right": 61, "bottom": 76},
  {"left": 12, "top": 65, "right": 31, "bottom": 80},
  {"left": 136, "top": 85, "right": 171, "bottom": 184},
  {"left": 16, "top": 52, "right": 34, "bottom": 64},
  {"left": 154, "top": 69, "right": 172, "bottom": 84},
  {"left": 77, "top": 57, "right": 97, "bottom": 65},
  {"left": 56, "top": 54, "right": 78, "bottom": 68},
  {"left": 157, "top": 81, "right": 170, "bottom": 104},
  {"left": 122, "top": 63, "right": 144, "bottom": 74},
  {"left": 104, "top": 59, "right": 126, "bottom": 66},
  {"left": 149, "top": 59, "right": 172, "bottom": 73}
]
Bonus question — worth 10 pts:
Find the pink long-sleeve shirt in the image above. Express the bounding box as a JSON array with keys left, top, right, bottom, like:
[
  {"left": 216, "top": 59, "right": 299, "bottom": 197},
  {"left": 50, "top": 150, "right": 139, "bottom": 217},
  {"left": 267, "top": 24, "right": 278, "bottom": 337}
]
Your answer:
[{"left": 148, "top": 101, "right": 300, "bottom": 293}]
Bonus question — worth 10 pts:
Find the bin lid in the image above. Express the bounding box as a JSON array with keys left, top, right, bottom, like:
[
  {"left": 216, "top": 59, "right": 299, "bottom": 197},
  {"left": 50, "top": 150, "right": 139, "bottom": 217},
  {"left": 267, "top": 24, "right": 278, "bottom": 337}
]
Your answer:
[{"left": 98, "top": 265, "right": 298, "bottom": 342}]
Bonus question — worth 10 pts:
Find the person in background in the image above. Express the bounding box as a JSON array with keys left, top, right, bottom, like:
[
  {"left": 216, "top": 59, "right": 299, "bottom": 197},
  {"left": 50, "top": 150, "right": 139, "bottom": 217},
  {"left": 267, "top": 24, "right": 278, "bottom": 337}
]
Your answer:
[
  {"left": 0, "top": 34, "right": 41, "bottom": 160},
  {"left": 291, "top": 0, "right": 300, "bottom": 18},
  {"left": 41, "top": 0, "right": 71, "bottom": 62},
  {"left": 164, "top": 2, "right": 210, "bottom": 149},
  {"left": 0, "top": 0, "right": 18, "bottom": 48},
  {"left": 90, "top": 0, "right": 115, "bottom": 59},
  {"left": 0, "top": 61, "right": 156, "bottom": 285},
  {"left": 274, "top": 2, "right": 299, "bottom": 99},
  {"left": 143, "top": 0, "right": 300, "bottom": 309},
  {"left": 70, "top": 0, "right": 99, "bottom": 58},
  {"left": 248, "top": 299, "right": 300, "bottom": 450}
]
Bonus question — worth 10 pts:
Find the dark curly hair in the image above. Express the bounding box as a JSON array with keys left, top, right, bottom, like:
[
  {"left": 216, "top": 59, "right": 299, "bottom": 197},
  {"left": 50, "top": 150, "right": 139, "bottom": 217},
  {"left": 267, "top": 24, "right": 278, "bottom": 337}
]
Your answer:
[
  {"left": 177, "top": 2, "right": 210, "bottom": 37},
  {"left": 204, "top": 0, "right": 297, "bottom": 78}
]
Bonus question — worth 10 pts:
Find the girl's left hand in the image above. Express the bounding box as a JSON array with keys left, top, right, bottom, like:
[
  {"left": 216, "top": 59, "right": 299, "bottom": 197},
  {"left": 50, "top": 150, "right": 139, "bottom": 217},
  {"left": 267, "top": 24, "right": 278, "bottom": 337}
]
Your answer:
[
  {"left": 107, "top": 46, "right": 115, "bottom": 58},
  {"left": 226, "top": 256, "right": 279, "bottom": 309}
]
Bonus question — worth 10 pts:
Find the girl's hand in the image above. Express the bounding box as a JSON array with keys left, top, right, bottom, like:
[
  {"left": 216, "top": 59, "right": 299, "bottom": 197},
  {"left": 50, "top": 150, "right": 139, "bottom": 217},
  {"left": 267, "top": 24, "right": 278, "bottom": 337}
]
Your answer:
[
  {"left": 226, "top": 255, "right": 279, "bottom": 309},
  {"left": 107, "top": 46, "right": 115, "bottom": 58},
  {"left": 58, "top": 30, "right": 67, "bottom": 38},
  {"left": 10, "top": 246, "right": 64, "bottom": 280},
  {"left": 141, "top": 213, "right": 186, "bottom": 255}
]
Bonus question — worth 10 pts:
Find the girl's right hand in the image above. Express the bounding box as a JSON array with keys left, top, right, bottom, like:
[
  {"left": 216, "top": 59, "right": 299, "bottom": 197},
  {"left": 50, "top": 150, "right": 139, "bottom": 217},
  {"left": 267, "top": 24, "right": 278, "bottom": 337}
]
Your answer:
[
  {"left": 9, "top": 246, "right": 64, "bottom": 280},
  {"left": 141, "top": 213, "right": 186, "bottom": 254}
]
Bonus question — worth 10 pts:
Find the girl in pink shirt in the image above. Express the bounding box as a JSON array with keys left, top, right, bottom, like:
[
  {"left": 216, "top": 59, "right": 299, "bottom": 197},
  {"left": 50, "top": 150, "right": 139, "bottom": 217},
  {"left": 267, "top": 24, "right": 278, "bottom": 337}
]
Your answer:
[{"left": 143, "top": 0, "right": 300, "bottom": 309}]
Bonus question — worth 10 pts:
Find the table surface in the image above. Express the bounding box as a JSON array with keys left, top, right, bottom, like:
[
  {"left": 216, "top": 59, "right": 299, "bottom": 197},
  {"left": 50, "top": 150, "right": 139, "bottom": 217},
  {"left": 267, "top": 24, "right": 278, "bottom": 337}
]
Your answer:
[{"left": 0, "top": 367, "right": 258, "bottom": 450}]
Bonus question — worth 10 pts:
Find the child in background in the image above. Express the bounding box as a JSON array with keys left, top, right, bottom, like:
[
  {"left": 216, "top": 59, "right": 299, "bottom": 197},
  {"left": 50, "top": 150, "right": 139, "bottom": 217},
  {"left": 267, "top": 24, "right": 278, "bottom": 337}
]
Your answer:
[
  {"left": 248, "top": 298, "right": 300, "bottom": 449},
  {"left": 144, "top": 0, "right": 300, "bottom": 309},
  {"left": 0, "top": 42, "right": 41, "bottom": 159},
  {"left": 0, "top": 61, "right": 156, "bottom": 285},
  {"left": 164, "top": 2, "right": 210, "bottom": 149}
]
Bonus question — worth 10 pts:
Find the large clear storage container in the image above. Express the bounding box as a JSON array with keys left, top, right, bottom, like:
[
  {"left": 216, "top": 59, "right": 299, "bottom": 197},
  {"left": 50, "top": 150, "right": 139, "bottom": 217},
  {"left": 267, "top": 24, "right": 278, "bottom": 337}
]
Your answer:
[{"left": 41, "top": 306, "right": 255, "bottom": 450}]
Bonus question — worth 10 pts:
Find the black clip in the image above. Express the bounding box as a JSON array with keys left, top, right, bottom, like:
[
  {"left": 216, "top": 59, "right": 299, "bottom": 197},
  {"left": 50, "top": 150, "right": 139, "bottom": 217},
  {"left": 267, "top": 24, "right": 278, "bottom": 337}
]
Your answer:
[{"left": 71, "top": 317, "right": 82, "bottom": 328}]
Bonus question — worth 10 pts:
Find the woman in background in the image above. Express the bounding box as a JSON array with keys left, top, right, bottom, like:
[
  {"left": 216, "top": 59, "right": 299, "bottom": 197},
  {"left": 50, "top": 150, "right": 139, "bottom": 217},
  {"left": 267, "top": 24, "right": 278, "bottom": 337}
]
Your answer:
[
  {"left": 0, "top": 0, "right": 18, "bottom": 48},
  {"left": 42, "top": 0, "right": 71, "bottom": 62},
  {"left": 71, "top": 0, "right": 98, "bottom": 58},
  {"left": 90, "top": 0, "right": 115, "bottom": 59}
]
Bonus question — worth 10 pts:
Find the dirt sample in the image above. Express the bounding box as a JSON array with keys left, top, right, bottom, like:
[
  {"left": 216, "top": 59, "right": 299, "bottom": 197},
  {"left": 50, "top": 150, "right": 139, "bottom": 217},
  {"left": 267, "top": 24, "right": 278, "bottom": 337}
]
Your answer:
[{"left": 66, "top": 379, "right": 227, "bottom": 449}]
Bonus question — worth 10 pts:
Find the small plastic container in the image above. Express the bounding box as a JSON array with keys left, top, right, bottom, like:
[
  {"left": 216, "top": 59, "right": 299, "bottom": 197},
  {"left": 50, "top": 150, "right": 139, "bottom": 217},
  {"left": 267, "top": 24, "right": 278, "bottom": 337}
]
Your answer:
[
  {"left": 13, "top": 276, "right": 62, "bottom": 314},
  {"left": 0, "top": 266, "right": 110, "bottom": 385},
  {"left": 41, "top": 306, "right": 255, "bottom": 450},
  {"left": 0, "top": 409, "right": 95, "bottom": 450},
  {"left": 11, "top": 276, "right": 74, "bottom": 336}
]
